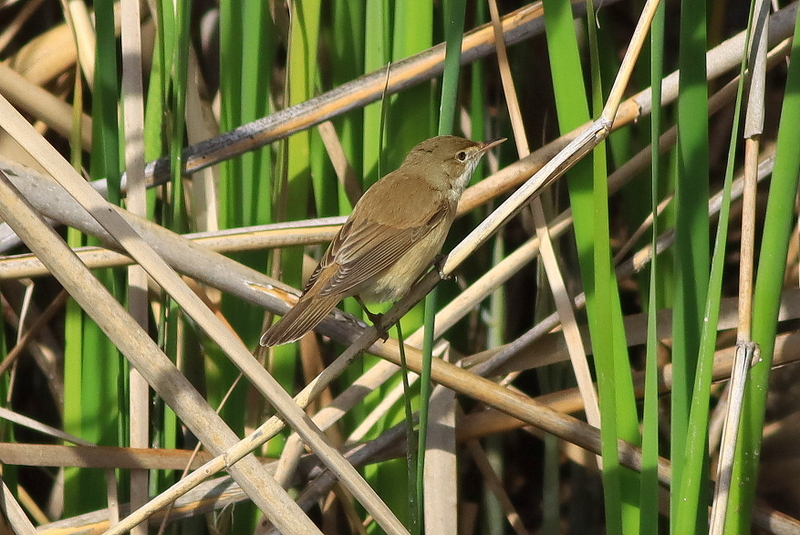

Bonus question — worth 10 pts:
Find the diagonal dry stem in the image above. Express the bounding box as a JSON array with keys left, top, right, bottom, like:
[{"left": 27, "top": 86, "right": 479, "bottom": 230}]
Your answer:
[
  {"left": 0, "top": 84, "right": 413, "bottom": 533},
  {"left": 26, "top": 32, "right": 792, "bottom": 528},
  {"left": 138, "top": 0, "right": 620, "bottom": 185},
  {"left": 488, "top": 0, "right": 599, "bottom": 429},
  {"left": 0, "top": 168, "right": 321, "bottom": 534},
  {"left": 6, "top": 4, "right": 800, "bottom": 532}
]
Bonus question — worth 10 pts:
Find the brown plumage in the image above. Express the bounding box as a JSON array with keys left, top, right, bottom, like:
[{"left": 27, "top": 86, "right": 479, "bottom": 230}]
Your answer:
[{"left": 260, "top": 135, "right": 504, "bottom": 346}]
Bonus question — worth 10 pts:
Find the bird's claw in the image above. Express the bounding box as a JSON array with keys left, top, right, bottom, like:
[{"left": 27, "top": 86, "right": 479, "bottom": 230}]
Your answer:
[
  {"left": 355, "top": 296, "right": 390, "bottom": 342},
  {"left": 364, "top": 309, "right": 389, "bottom": 342},
  {"left": 433, "top": 254, "right": 450, "bottom": 280},
  {"left": 373, "top": 318, "right": 390, "bottom": 342}
]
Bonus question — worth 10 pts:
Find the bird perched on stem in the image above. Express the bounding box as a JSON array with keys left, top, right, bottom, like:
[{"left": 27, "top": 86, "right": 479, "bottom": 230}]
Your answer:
[{"left": 260, "top": 135, "right": 504, "bottom": 347}]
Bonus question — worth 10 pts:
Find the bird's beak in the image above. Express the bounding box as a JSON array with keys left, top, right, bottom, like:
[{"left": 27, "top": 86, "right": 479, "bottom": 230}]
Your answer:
[{"left": 477, "top": 137, "right": 506, "bottom": 154}]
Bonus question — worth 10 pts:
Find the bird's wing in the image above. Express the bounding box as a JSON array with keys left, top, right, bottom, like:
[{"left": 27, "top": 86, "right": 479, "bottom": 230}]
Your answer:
[{"left": 310, "top": 203, "right": 448, "bottom": 297}]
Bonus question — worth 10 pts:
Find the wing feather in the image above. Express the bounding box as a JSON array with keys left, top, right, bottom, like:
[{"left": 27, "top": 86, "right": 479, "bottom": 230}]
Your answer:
[
  {"left": 259, "top": 291, "right": 342, "bottom": 346},
  {"left": 318, "top": 209, "right": 449, "bottom": 297},
  {"left": 307, "top": 172, "right": 452, "bottom": 298},
  {"left": 318, "top": 222, "right": 430, "bottom": 296}
]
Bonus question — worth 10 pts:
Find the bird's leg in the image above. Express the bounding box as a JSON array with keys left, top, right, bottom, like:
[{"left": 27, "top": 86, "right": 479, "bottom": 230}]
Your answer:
[{"left": 354, "top": 295, "right": 389, "bottom": 341}]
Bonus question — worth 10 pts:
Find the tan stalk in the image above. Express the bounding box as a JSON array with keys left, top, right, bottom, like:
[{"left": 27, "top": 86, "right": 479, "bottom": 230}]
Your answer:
[
  {"left": 0, "top": 443, "right": 216, "bottom": 470},
  {"left": 0, "top": 217, "right": 342, "bottom": 278},
  {"left": 0, "top": 168, "right": 321, "bottom": 534},
  {"left": 488, "top": 0, "right": 599, "bottom": 429},
  {"left": 422, "top": 349, "right": 458, "bottom": 534},
  {"left": 62, "top": 0, "right": 96, "bottom": 88},
  {"left": 0, "top": 476, "right": 37, "bottom": 535},
  {"left": 0, "top": 95, "right": 406, "bottom": 535},
  {"left": 120, "top": 0, "right": 149, "bottom": 530},
  {"left": 709, "top": 0, "right": 770, "bottom": 532},
  {"left": 139, "top": 0, "right": 617, "bottom": 184}
]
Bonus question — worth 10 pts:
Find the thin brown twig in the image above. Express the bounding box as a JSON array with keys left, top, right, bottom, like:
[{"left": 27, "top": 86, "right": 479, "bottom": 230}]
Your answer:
[{"left": 0, "top": 290, "right": 68, "bottom": 377}]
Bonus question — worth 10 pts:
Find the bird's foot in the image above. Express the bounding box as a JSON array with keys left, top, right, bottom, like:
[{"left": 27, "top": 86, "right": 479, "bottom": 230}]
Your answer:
[
  {"left": 433, "top": 254, "right": 450, "bottom": 280},
  {"left": 355, "top": 296, "right": 389, "bottom": 342}
]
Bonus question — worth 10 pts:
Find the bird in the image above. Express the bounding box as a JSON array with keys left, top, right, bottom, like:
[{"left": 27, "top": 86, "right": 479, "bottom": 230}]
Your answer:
[{"left": 260, "top": 135, "right": 504, "bottom": 346}]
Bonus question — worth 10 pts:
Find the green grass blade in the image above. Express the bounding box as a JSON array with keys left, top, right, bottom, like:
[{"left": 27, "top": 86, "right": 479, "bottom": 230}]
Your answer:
[
  {"left": 396, "top": 322, "right": 419, "bottom": 534},
  {"left": 674, "top": 23, "right": 749, "bottom": 533},
  {"left": 388, "top": 0, "right": 434, "bottom": 165},
  {"left": 542, "top": 1, "right": 641, "bottom": 531},
  {"left": 437, "top": 0, "right": 467, "bottom": 134},
  {"left": 586, "top": 2, "right": 639, "bottom": 532},
  {"left": 239, "top": 0, "right": 275, "bottom": 225},
  {"left": 362, "top": 0, "right": 392, "bottom": 188},
  {"left": 168, "top": 0, "right": 190, "bottom": 233},
  {"left": 330, "top": 0, "right": 366, "bottom": 214},
  {"left": 639, "top": 2, "right": 665, "bottom": 533},
  {"left": 670, "top": 2, "right": 710, "bottom": 529},
  {"left": 410, "top": 0, "right": 468, "bottom": 529},
  {"left": 92, "top": 1, "right": 121, "bottom": 204},
  {"left": 62, "top": 0, "right": 124, "bottom": 515}
]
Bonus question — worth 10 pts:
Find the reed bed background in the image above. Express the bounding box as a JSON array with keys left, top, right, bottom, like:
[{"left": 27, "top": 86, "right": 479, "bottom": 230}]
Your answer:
[{"left": 0, "top": 0, "right": 798, "bottom": 534}]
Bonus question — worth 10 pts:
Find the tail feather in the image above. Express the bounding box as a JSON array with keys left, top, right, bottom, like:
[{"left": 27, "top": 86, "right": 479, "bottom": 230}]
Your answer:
[{"left": 260, "top": 293, "right": 343, "bottom": 346}]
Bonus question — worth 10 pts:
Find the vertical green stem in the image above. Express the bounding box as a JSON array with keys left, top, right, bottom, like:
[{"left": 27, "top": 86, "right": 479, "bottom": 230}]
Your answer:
[
  {"left": 671, "top": 1, "right": 710, "bottom": 528},
  {"left": 639, "top": 2, "right": 665, "bottom": 533}
]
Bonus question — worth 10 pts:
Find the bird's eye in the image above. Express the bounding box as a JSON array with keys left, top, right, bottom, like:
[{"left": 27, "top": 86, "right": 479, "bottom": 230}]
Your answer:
[{"left": 456, "top": 151, "right": 468, "bottom": 162}]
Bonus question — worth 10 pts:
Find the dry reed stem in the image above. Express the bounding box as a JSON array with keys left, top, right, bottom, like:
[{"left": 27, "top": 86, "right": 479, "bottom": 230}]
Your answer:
[
  {"left": 6, "top": 2, "right": 800, "bottom": 532},
  {"left": 0, "top": 443, "right": 217, "bottom": 470},
  {"left": 62, "top": 0, "right": 96, "bottom": 88},
  {"left": 0, "top": 167, "right": 321, "bottom": 533},
  {"left": 0, "top": 62, "right": 92, "bottom": 150},
  {"left": 0, "top": 476, "right": 37, "bottom": 535},
  {"left": 120, "top": 0, "right": 150, "bottom": 529},
  {"left": 423, "top": 378, "right": 458, "bottom": 533},
  {"left": 39, "top": 475, "right": 253, "bottom": 534},
  {"left": 488, "top": 0, "right": 599, "bottom": 430},
  {"left": 138, "top": 0, "right": 615, "bottom": 184},
  {"left": 0, "top": 213, "right": 342, "bottom": 278}
]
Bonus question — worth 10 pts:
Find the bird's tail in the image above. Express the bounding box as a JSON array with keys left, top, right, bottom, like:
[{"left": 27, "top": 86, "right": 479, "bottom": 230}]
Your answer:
[{"left": 260, "top": 292, "right": 342, "bottom": 346}]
